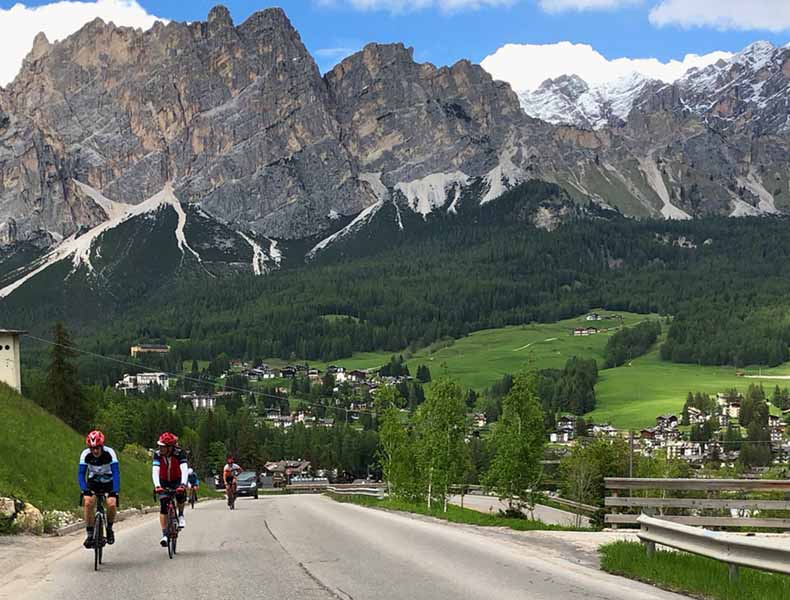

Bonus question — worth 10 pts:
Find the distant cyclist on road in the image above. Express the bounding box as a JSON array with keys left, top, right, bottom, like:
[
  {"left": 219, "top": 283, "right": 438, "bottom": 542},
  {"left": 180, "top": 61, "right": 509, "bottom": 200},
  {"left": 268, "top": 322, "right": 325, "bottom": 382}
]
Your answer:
[
  {"left": 223, "top": 456, "right": 242, "bottom": 501},
  {"left": 152, "top": 432, "right": 189, "bottom": 547},
  {"left": 187, "top": 468, "right": 199, "bottom": 503},
  {"left": 78, "top": 430, "right": 120, "bottom": 548}
]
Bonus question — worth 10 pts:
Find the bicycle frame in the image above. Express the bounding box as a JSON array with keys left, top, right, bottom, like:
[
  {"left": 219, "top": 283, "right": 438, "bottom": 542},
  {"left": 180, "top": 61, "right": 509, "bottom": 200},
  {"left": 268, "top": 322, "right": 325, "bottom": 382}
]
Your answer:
[
  {"left": 159, "top": 491, "right": 180, "bottom": 559},
  {"left": 92, "top": 493, "right": 107, "bottom": 571}
]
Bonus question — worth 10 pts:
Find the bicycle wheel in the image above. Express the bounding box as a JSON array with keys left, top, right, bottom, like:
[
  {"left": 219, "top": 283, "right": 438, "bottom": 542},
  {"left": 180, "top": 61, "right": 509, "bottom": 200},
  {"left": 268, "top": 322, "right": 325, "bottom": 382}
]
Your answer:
[
  {"left": 93, "top": 512, "right": 104, "bottom": 571},
  {"left": 189, "top": 491, "right": 195, "bottom": 510},
  {"left": 168, "top": 503, "right": 179, "bottom": 559}
]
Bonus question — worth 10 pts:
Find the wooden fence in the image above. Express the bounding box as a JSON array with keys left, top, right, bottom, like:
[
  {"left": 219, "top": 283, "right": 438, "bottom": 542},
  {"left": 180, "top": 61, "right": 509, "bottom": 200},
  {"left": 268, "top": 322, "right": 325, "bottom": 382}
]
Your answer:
[{"left": 605, "top": 478, "right": 790, "bottom": 529}]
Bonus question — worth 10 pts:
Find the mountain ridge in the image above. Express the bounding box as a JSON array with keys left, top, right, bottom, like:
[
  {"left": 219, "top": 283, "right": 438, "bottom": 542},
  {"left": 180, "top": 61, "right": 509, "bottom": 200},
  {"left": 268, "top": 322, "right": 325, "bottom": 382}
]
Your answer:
[{"left": 0, "top": 5, "right": 788, "bottom": 257}]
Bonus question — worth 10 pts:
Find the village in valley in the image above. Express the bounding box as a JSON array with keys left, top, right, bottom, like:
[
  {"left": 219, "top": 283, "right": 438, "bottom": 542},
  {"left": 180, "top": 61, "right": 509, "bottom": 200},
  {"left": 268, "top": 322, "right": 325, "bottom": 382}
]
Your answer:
[{"left": 112, "top": 315, "right": 790, "bottom": 474}]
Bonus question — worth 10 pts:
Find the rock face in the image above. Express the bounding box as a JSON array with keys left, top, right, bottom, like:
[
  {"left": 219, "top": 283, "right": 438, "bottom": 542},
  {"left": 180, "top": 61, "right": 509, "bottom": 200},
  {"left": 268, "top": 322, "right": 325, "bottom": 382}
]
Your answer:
[
  {"left": 0, "top": 6, "right": 372, "bottom": 242},
  {"left": 0, "top": 6, "right": 789, "bottom": 248}
]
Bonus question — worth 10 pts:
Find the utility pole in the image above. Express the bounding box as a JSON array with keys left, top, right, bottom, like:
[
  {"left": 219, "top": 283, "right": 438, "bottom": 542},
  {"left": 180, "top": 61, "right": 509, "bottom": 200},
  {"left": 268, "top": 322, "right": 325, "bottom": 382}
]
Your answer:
[{"left": 629, "top": 430, "right": 634, "bottom": 478}]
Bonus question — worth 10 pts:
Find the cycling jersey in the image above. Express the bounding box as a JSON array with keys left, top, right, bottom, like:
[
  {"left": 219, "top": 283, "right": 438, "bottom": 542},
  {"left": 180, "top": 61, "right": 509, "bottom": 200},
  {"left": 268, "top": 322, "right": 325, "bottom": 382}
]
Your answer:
[
  {"left": 152, "top": 448, "right": 188, "bottom": 488},
  {"left": 78, "top": 447, "right": 120, "bottom": 493},
  {"left": 223, "top": 463, "right": 242, "bottom": 482},
  {"left": 187, "top": 473, "right": 199, "bottom": 486}
]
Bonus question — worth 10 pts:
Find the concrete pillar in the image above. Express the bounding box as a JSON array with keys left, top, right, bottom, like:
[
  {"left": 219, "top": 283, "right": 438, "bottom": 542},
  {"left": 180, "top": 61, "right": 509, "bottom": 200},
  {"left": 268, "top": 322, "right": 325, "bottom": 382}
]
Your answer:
[{"left": 0, "top": 329, "right": 25, "bottom": 393}]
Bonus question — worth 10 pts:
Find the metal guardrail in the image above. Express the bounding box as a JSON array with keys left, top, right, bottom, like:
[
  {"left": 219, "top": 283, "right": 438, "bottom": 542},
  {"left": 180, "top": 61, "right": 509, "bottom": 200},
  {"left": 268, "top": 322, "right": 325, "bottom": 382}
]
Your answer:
[
  {"left": 637, "top": 514, "right": 790, "bottom": 581},
  {"left": 326, "top": 484, "right": 387, "bottom": 498},
  {"left": 605, "top": 478, "right": 790, "bottom": 529},
  {"left": 285, "top": 482, "right": 329, "bottom": 494}
]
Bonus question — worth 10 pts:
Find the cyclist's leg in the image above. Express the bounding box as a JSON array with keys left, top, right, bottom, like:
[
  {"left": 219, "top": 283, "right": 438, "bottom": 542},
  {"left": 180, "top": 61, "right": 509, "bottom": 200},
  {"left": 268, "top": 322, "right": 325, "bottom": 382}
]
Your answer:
[
  {"left": 83, "top": 491, "right": 96, "bottom": 548},
  {"left": 175, "top": 487, "right": 186, "bottom": 512},
  {"left": 159, "top": 492, "right": 170, "bottom": 543},
  {"left": 106, "top": 495, "right": 118, "bottom": 523},
  {"left": 83, "top": 493, "right": 96, "bottom": 526},
  {"left": 106, "top": 494, "right": 118, "bottom": 543}
]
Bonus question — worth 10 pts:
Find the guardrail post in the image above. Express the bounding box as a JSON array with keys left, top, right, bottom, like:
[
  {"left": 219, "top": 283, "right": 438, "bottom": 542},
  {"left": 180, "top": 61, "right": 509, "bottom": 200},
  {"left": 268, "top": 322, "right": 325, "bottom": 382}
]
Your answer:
[
  {"left": 728, "top": 563, "right": 739, "bottom": 583},
  {"left": 643, "top": 540, "right": 656, "bottom": 558}
]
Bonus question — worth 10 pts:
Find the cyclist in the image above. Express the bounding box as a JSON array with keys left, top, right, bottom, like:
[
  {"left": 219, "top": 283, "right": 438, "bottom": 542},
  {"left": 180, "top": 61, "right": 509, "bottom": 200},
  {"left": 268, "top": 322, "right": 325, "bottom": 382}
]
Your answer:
[
  {"left": 78, "top": 430, "right": 120, "bottom": 548},
  {"left": 187, "top": 468, "right": 199, "bottom": 504},
  {"left": 223, "top": 456, "right": 242, "bottom": 502},
  {"left": 152, "top": 432, "right": 188, "bottom": 547}
]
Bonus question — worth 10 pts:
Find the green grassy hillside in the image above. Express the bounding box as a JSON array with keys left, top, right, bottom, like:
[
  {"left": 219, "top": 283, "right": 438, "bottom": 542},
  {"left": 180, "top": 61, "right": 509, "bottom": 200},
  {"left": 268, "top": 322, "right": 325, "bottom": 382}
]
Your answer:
[
  {"left": 268, "top": 310, "right": 653, "bottom": 391},
  {"left": 400, "top": 311, "right": 652, "bottom": 390},
  {"left": 0, "top": 385, "right": 155, "bottom": 512},
  {"left": 589, "top": 349, "right": 789, "bottom": 429}
]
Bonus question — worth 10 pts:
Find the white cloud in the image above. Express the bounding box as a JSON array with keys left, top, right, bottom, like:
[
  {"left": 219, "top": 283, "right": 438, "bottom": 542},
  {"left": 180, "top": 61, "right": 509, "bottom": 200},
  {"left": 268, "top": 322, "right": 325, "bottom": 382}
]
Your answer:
[
  {"left": 0, "top": 0, "right": 165, "bottom": 86},
  {"left": 649, "top": 0, "right": 790, "bottom": 33},
  {"left": 480, "top": 41, "right": 731, "bottom": 92},
  {"left": 538, "top": 0, "right": 640, "bottom": 12},
  {"left": 315, "top": 0, "right": 515, "bottom": 13}
]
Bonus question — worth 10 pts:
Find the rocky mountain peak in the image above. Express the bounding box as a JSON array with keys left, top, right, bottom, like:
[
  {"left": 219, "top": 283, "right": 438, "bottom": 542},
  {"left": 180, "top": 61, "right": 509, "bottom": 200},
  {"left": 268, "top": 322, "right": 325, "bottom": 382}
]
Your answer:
[
  {"left": 208, "top": 5, "right": 233, "bottom": 27},
  {"left": 30, "top": 32, "right": 51, "bottom": 60},
  {"left": 537, "top": 74, "right": 590, "bottom": 100}
]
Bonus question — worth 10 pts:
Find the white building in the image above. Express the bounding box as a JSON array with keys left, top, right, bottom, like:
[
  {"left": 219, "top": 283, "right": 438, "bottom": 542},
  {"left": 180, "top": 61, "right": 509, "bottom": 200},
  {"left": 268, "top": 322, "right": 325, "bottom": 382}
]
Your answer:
[
  {"left": 115, "top": 372, "right": 170, "bottom": 394},
  {"left": 0, "top": 329, "right": 25, "bottom": 393},
  {"left": 180, "top": 393, "right": 217, "bottom": 410}
]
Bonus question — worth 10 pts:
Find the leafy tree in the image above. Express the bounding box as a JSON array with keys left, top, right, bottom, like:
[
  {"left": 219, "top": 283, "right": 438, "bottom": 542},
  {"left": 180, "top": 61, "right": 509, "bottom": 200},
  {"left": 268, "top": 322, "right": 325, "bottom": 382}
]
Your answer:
[
  {"left": 483, "top": 372, "right": 545, "bottom": 514},
  {"left": 207, "top": 440, "right": 229, "bottom": 475},
  {"left": 414, "top": 377, "right": 467, "bottom": 511}
]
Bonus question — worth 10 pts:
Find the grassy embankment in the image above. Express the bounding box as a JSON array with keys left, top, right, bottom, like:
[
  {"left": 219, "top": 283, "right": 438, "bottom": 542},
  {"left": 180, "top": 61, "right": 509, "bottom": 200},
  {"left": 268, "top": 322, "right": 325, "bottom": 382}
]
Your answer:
[
  {"left": 600, "top": 541, "right": 790, "bottom": 600},
  {"left": 0, "top": 384, "right": 157, "bottom": 513},
  {"left": 326, "top": 493, "right": 579, "bottom": 532}
]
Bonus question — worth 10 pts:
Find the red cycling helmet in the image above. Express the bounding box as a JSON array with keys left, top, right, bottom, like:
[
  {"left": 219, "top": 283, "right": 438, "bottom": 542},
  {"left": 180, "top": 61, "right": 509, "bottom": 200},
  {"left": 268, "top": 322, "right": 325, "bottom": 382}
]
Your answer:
[
  {"left": 86, "top": 430, "right": 105, "bottom": 448},
  {"left": 226, "top": 456, "right": 234, "bottom": 464},
  {"left": 157, "top": 432, "right": 178, "bottom": 447}
]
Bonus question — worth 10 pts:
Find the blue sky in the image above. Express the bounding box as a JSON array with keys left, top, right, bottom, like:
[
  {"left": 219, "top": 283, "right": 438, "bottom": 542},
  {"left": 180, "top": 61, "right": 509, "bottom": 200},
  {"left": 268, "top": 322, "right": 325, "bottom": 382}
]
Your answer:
[{"left": 1, "top": 1, "right": 789, "bottom": 85}]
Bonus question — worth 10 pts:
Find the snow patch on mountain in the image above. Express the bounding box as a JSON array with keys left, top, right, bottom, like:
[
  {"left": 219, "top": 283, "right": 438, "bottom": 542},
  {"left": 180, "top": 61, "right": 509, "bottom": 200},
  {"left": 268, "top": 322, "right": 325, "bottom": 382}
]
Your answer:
[
  {"left": 678, "top": 41, "right": 779, "bottom": 112},
  {"left": 737, "top": 172, "right": 778, "bottom": 214},
  {"left": 482, "top": 155, "right": 522, "bottom": 204},
  {"left": 519, "top": 71, "right": 654, "bottom": 129},
  {"left": 307, "top": 201, "right": 385, "bottom": 260},
  {"left": 359, "top": 172, "right": 390, "bottom": 203},
  {"left": 74, "top": 180, "right": 130, "bottom": 220},
  {"left": 0, "top": 182, "right": 204, "bottom": 298},
  {"left": 395, "top": 171, "right": 469, "bottom": 215},
  {"left": 729, "top": 194, "right": 763, "bottom": 218},
  {"left": 638, "top": 157, "right": 691, "bottom": 220},
  {"left": 238, "top": 231, "right": 267, "bottom": 276}
]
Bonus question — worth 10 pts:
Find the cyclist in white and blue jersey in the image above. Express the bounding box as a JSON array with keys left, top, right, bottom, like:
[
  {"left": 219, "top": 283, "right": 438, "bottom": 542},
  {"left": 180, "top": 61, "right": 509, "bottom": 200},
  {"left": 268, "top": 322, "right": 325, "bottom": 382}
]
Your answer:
[{"left": 78, "top": 430, "right": 120, "bottom": 548}]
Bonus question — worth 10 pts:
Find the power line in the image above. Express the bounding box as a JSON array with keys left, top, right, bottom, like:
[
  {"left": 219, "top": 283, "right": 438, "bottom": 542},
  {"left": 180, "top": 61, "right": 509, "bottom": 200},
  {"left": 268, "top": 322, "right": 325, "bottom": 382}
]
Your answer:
[{"left": 23, "top": 333, "right": 382, "bottom": 417}]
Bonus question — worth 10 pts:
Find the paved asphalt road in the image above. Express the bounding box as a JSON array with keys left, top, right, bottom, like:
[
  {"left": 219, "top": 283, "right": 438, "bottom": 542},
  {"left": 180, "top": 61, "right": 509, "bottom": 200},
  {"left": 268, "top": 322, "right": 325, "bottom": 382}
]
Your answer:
[
  {"left": 449, "top": 495, "right": 592, "bottom": 528},
  {"left": 2, "top": 495, "right": 689, "bottom": 600}
]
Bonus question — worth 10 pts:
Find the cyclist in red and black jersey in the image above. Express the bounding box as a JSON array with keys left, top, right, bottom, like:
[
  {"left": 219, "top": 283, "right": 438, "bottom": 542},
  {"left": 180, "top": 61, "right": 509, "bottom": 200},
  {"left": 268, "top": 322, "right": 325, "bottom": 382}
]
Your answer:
[{"left": 152, "top": 432, "right": 189, "bottom": 547}]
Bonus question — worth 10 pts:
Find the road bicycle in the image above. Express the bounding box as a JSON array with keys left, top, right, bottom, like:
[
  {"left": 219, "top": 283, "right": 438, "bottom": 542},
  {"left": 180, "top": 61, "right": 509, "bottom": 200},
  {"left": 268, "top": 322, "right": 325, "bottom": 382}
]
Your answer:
[
  {"left": 160, "top": 491, "right": 180, "bottom": 559},
  {"left": 226, "top": 482, "right": 236, "bottom": 510},
  {"left": 188, "top": 486, "right": 197, "bottom": 510},
  {"left": 86, "top": 493, "right": 108, "bottom": 571}
]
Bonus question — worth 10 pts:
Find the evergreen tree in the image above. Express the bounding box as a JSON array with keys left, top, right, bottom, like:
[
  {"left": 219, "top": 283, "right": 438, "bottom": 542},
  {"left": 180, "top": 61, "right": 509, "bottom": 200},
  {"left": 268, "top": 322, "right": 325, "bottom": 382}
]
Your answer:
[{"left": 45, "top": 322, "right": 89, "bottom": 429}]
